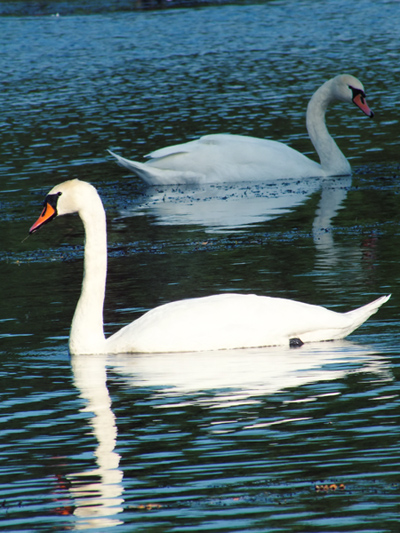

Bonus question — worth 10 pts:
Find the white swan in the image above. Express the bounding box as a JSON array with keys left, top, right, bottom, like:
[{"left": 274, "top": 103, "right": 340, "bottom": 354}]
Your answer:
[
  {"left": 29, "top": 179, "right": 389, "bottom": 355},
  {"left": 108, "top": 74, "right": 374, "bottom": 185}
]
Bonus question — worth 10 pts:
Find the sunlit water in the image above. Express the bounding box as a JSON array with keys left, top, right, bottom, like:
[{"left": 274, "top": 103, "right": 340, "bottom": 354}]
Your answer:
[{"left": 1, "top": 0, "right": 400, "bottom": 531}]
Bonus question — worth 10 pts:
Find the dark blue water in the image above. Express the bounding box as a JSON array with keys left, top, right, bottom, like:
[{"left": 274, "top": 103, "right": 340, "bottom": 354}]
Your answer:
[{"left": 1, "top": 1, "right": 400, "bottom": 531}]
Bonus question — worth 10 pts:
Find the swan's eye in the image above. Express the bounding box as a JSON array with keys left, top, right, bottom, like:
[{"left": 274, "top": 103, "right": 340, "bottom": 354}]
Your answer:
[
  {"left": 350, "top": 86, "right": 366, "bottom": 104},
  {"left": 349, "top": 85, "right": 373, "bottom": 118},
  {"left": 46, "top": 192, "right": 62, "bottom": 210},
  {"left": 29, "top": 192, "right": 61, "bottom": 234},
  {"left": 45, "top": 191, "right": 61, "bottom": 203}
]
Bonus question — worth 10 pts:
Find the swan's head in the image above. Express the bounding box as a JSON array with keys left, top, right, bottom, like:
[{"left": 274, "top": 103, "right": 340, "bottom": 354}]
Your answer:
[
  {"left": 29, "top": 179, "right": 97, "bottom": 234},
  {"left": 332, "top": 74, "right": 374, "bottom": 118}
]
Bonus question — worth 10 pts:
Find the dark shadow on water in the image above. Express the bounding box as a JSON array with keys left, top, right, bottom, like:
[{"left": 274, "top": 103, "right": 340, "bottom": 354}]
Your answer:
[{"left": 0, "top": 0, "right": 265, "bottom": 16}]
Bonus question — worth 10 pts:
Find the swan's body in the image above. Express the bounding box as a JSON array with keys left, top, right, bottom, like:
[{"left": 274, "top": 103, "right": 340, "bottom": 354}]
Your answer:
[
  {"left": 29, "top": 180, "right": 389, "bottom": 355},
  {"left": 109, "top": 74, "right": 373, "bottom": 185}
]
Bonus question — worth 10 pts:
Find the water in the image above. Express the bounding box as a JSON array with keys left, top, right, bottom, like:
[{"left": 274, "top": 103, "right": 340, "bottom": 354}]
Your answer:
[{"left": 1, "top": 0, "right": 400, "bottom": 531}]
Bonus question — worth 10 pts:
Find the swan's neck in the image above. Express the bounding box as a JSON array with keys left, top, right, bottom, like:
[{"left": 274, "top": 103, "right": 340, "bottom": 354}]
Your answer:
[
  {"left": 306, "top": 79, "right": 351, "bottom": 175},
  {"left": 69, "top": 196, "right": 107, "bottom": 354}
]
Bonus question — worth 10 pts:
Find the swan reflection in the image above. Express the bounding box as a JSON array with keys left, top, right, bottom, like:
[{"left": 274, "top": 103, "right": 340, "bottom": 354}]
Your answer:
[
  {"left": 69, "top": 354, "right": 124, "bottom": 529},
  {"left": 67, "top": 340, "right": 389, "bottom": 527},
  {"left": 119, "top": 177, "right": 323, "bottom": 232},
  {"left": 110, "top": 341, "right": 389, "bottom": 406},
  {"left": 312, "top": 176, "right": 352, "bottom": 263}
]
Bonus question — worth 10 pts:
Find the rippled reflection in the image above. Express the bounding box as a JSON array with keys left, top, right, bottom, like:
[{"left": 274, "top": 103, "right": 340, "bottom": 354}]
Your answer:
[
  {"left": 119, "top": 175, "right": 351, "bottom": 235},
  {"left": 119, "top": 177, "right": 322, "bottom": 232},
  {"left": 70, "top": 355, "right": 124, "bottom": 529},
  {"left": 110, "top": 341, "right": 390, "bottom": 404},
  {"left": 65, "top": 340, "right": 391, "bottom": 528}
]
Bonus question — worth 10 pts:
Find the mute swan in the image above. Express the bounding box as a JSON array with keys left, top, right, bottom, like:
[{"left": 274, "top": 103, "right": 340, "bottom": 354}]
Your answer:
[
  {"left": 29, "top": 179, "right": 389, "bottom": 355},
  {"left": 108, "top": 74, "right": 374, "bottom": 185}
]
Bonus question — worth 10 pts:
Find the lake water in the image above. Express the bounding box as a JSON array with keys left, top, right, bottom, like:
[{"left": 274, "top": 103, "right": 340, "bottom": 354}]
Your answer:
[{"left": 1, "top": 0, "right": 400, "bottom": 531}]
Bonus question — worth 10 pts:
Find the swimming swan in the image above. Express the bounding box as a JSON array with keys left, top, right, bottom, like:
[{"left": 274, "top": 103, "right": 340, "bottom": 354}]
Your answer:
[
  {"left": 29, "top": 179, "right": 389, "bottom": 355},
  {"left": 108, "top": 74, "right": 373, "bottom": 185}
]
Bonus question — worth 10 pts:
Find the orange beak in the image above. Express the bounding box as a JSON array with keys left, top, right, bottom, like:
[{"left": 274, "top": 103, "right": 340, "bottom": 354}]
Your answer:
[
  {"left": 29, "top": 201, "right": 57, "bottom": 234},
  {"left": 353, "top": 92, "right": 374, "bottom": 118}
]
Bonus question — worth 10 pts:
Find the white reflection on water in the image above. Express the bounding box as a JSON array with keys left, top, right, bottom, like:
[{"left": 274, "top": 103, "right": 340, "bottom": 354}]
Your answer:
[
  {"left": 68, "top": 341, "right": 390, "bottom": 527},
  {"left": 119, "top": 177, "right": 321, "bottom": 232},
  {"left": 110, "top": 341, "right": 390, "bottom": 407},
  {"left": 119, "top": 176, "right": 351, "bottom": 235},
  {"left": 312, "top": 176, "right": 353, "bottom": 266},
  {"left": 69, "top": 355, "right": 124, "bottom": 530},
  {"left": 68, "top": 340, "right": 391, "bottom": 529}
]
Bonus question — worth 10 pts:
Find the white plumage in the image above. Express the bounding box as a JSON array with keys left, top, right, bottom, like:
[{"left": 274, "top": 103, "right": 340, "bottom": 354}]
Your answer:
[
  {"left": 109, "top": 74, "right": 373, "bottom": 185},
  {"left": 29, "top": 179, "right": 389, "bottom": 355}
]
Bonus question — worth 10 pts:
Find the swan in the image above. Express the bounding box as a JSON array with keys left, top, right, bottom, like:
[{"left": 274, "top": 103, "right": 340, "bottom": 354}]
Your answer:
[
  {"left": 29, "top": 179, "right": 389, "bottom": 355},
  {"left": 108, "top": 74, "right": 374, "bottom": 185}
]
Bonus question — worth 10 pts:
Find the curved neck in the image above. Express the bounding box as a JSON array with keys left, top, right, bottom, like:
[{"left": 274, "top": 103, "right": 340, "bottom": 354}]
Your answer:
[
  {"left": 306, "top": 79, "right": 351, "bottom": 175},
  {"left": 69, "top": 195, "right": 107, "bottom": 355}
]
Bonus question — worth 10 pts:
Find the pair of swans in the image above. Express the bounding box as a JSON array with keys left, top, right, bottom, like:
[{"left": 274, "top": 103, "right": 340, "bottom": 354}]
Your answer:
[
  {"left": 108, "top": 74, "right": 374, "bottom": 185},
  {"left": 29, "top": 179, "right": 389, "bottom": 355}
]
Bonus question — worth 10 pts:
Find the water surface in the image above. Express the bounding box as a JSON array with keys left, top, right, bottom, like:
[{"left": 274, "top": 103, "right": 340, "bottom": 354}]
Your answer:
[{"left": 1, "top": 1, "right": 400, "bottom": 531}]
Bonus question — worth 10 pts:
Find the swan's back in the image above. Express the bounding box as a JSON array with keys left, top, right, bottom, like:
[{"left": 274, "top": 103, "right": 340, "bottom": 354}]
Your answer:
[
  {"left": 105, "top": 293, "right": 388, "bottom": 353},
  {"left": 143, "top": 134, "right": 322, "bottom": 182}
]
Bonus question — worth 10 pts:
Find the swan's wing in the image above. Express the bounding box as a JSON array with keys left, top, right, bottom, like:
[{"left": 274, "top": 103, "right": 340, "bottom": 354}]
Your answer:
[
  {"left": 106, "top": 294, "right": 305, "bottom": 353},
  {"left": 105, "top": 294, "right": 389, "bottom": 354},
  {"left": 113, "top": 133, "right": 323, "bottom": 183},
  {"left": 108, "top": 149, "right": 204, "bottom": 185},
  {"left": 146, "top": 134, "right": 262, "bottom": 159},
  {"left": 147, "top": 133, "right": 320, "bottom": 169}
]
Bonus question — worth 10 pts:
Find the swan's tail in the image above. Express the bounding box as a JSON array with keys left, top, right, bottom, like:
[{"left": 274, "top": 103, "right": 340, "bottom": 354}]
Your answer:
[
  {"left": 344, "top": 294, "right": 391, "bottom": 334},
  {"left": 107, "top": 150, "right": 200, "bottom": 185},
  {"left": 108, "top": 150, "right": 156, "bottom": 184}
]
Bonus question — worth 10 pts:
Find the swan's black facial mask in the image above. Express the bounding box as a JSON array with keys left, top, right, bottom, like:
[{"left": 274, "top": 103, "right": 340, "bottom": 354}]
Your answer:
[
  {"left": 350, "top": 86, "right": 374, "bottom": 118},
  {"left": 29, "top": 192, "right": 61, "bottom": 234}
]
